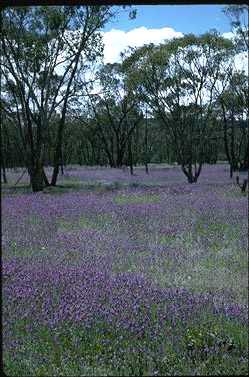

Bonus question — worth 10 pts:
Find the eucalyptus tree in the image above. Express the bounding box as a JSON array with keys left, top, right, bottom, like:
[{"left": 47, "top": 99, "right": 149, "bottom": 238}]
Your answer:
[
  {"left": 222, "top": 5, "right": 248, "bottom": 175},
  {"left": 1, "top": 113, "right": 8, "bottom": 183},
  {"left": 123, "top": 32, "right": 234, "bottom": 183},
  {"left": 218, "top": 71, "right": 248, "bottom": 175},
  {"left": 62, "top": 113, "right": 105, "bottom": 166},
  {"left": 1, "top": 97, "right": 26, "bottom": 171},
  {"left": 223, "top": 5, "right": 249, "bottom": 51},
  {"left": 1, "top": 6, "right": 116, "bottom": 191},
  {"left": 83, "top": 63, "right": 143, "bottom": 168}
]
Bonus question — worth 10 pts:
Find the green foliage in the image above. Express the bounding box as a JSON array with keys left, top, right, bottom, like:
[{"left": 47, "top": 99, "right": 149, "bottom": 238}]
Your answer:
[
  {"left": 114, "top": 193, "right": 161, "bottom": 205},
  {"left": 1, "top": 5, "right": 118, "bottom": 191},
  {"left": 121, "top": 31, "right": 236, "bottom": 182},
  {"left": 4, "top": 316, "right": 248, "bottom": 376},
  {"left": 184, "top": 326, "right": 232, "bottom": 355},
  {"left": 159, "top": 233, "right": 176, "bottom": 245},
  {"left": 223, "top": 5, "right": 249, "bottom": 51}
]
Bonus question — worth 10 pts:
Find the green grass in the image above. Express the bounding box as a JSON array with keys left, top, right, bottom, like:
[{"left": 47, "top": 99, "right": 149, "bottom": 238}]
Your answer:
[
  {"left": 2, "top": 184, "right": 32, "bottom": 195},
  {"left": 6, "top": 245, "right": 50, "bottom": 260},
  {"left": 137, "top": 220, "right": 248, "bottom": 305},
  {"left": 58, "top": 217, "right": 95, "bottom": 231},
  {"left": 195, "top": 221, "right": 241, "bottom": 245},
  {"left": 17, "top": 181, "right": 123, "bottom": 196},
  {"left": 112, "top": 250, "right": 150, "bottom": 274},
  {"left": 50, "top": 180, "right": 124, "bottom": 193},
  {"left": 4, "top": 315, "right": 248, "bottom": 376},
  {"left": 221, "top": 186, "right": 248, "bottom": 199},
  {"left": 114, "top": 193, "right": 161, "bottom": 205},
  {"left": 58, "top": 214, "right": 114, "bottom": 233},
  {"left": 159, "top": 233, "right": 177, "bottom": 245}
]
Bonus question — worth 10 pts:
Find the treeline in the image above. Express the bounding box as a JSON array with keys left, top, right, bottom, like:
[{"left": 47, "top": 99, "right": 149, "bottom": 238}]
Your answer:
[
  {"left": 2, "top": 112, "right": 239, "bottom": 169},
  {"left": 1, "top": 5, "right": 248, "bottom": 190}
]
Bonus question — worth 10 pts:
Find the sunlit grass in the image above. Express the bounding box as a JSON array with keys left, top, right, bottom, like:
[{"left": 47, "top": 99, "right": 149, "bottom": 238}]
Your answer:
[{"left": 114, "top": 193, "right": 161, "bottom": 205}]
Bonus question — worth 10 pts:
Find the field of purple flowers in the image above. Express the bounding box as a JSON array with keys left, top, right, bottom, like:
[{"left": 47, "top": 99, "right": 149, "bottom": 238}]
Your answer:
[{"left": 2, "top": 164, "right": 248, "bottom": 375}]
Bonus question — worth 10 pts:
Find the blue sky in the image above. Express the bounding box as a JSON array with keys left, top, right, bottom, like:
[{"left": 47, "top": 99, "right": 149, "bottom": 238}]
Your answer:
[
  {"left": 101, "top": 5, "right": 234, "bottom": 64},
  {"left": 105, "top": 5, "right": 231, "bottom": 34}
]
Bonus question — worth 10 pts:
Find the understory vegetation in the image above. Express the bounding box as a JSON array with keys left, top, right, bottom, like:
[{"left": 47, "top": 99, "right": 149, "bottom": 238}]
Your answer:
[{"left": 2, "top": 164, "right": 248, "bottom": 376}]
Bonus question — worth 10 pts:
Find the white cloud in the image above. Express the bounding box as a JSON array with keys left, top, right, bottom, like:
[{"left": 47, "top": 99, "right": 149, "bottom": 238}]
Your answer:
[
  {"left": 222, "top": 32, "right": 248, "bottom": 73},
  {"left": 102, "top": 26, "right": 183, "bottom": 64},
  {"left": 234, "top": 51, "right": 248, "bottom": 74},
  {"left": 222, "top": 31, "right": 234, "bottom": 40}
]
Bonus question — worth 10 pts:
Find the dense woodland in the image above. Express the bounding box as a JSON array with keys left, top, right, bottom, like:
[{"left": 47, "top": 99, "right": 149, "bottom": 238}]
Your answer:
[{"left": 1, "top": 5, "right": 248, "bottom": 191}]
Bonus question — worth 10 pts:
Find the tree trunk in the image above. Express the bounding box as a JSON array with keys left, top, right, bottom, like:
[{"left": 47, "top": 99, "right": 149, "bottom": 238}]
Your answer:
[
  {"left": 60, "top": 163, "right": 64, "bottom": 175},
  {"left": 60, "top": 147, "right": 64, "bottom": 175},
  {"left": 2, "top": 166, "right": 7, "bottom": 184},
  {"left": 187, "top": 174, "right": 194, "bottom": 183},
  {"left": 242, "top": 138, "right": 249, "bottom": 170},
  {"left": 30, "top": 163, "right": 44, "bottom": 192},
  {"left": 51, "top": 164, "right": 59, "bottom": 186},
  {"left": 42, "top": 168, "right": 50, "bottom": 186},
  {"left": 221, "top": 103, "right": 233, "bottom": 178},
  {"left": 144, "top": 112, "right": 149, "bottom": 174},
  {"left": 51, "top": 123, "right": 63, "bottom": 186},
  {"left": 128, "top": 137, "right": 133, "bottom": 175},
  {"left": 51, "top": 41, "right": 85, "bottom": 185},
  {"left": 182, "top": 163, "right": 202, "bottom": 183},
  {"left": 116, "top": 149, "right": 125, "bottom": 168},
  {"left": 145, "top": 161, "right": 149, "bottom": 174},
  {"left": 1, "top": 154, "right": 7, "bottom": 184}
]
